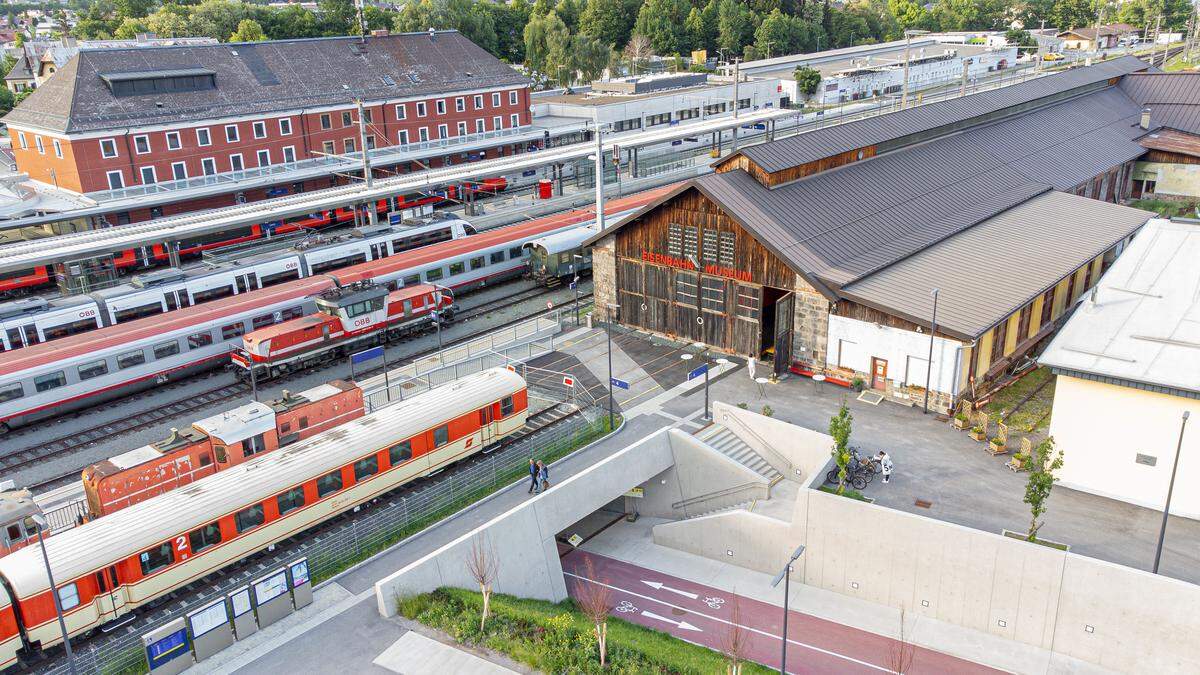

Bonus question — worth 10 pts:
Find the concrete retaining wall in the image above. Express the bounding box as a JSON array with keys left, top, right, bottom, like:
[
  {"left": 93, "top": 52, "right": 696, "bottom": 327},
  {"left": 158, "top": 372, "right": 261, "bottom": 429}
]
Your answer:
[
  {"left": 712, "top": 401, "right": 831, "bottom": 485},
  {"left": 635, "top": 429, "right": 767, "bottom": 520},
  {"left": 653, "top": 510, "right": 792, "bottom": 576}
]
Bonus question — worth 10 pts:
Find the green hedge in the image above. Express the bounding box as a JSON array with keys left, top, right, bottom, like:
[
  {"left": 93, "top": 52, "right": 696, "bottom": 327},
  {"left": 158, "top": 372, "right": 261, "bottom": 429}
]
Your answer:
[{"left": 397, "top": 587, "right": 773, "bottom": 674}]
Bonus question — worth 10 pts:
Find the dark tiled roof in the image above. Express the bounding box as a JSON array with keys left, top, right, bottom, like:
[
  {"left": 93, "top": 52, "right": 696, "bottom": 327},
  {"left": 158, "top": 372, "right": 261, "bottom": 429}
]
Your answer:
[
  {"left": 733, "top": 56, "right": 1149, "bottom": 174},
  {"left": 840, "top": 192, "right": 1153, "bottom": 338},
  {"left": 1119, "top": 72, "right": 1200, "bottom": 135},
  {"left": 3, "top": 31, "right": 527, "bottom": 134}
]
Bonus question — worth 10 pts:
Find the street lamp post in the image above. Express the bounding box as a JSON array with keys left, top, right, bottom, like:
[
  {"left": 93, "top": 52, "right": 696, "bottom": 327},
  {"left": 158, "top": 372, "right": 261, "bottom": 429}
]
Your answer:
[
  {"left": 900, "top": 29, "right": 930, "bottom": 110},
  {"left": 572, "top": 254, "right": 584, "bottom": 326},
  {"left": 33, "top": 514, "right": 77, "bottom": 675},
  {"left": 923, "top": 288, "right": 939, "bottom": 415},
  {"left": 770, "top": 544, "right": 806, "bottom": 675},
  {"left": 1153, "top": 410, "right": 1190, "bottom": 574},
  {"left": 605, "top": 303, "right": 620, "bottom": 430}
]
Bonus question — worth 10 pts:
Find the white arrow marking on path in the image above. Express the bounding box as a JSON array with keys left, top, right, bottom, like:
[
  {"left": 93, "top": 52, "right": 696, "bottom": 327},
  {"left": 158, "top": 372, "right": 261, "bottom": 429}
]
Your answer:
[
  {"left": 641, "top": 580, "right": 698, "bottom": 600},
  {"left": 641, "top": 610, "right": 702, "bottom": 632}
]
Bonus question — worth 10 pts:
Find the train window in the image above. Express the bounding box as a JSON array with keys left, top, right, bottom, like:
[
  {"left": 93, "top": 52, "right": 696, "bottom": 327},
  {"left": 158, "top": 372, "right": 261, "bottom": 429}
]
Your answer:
[
  {"left": 57, "top": 583, "right": 80, "bottom": 611},
  {"left": 317, "top": 470, "right": 342, "bottom": 497},
  {"left": 34, "top": 371, "right": 66, "bottom": 392},
  {"left": 139, "top": 542, "right": 174, "bottom": 575},
  {"left": 310, "top": 253, "right": 367, "bottom": 274},
  {"left": 490, "top": 251, "right": 505, "bottom": 264},
  {"left": 117, "top": 350, "right": 146, "bottom": 370},
  {"left": 221, "top": 323, "right": 246, "bottom": 340},
  {"left": 77, "top": 359, "right": 109, "bottom": 381},
  {"left": 114, "top": 303, "right": 163, "bottom": 323},
  {"left": 252, "top": 314, "right": 277, "bottom": 329},
  {"left": 434, "top": 424, "right": 449, "bottom": 447},
  {"left": 198, "top": 453, "right": 212, "bottom": 467},
  {"left": 388, "top": 440, "right": 412, "bottom": 466},
  {"left": 214, "top": 446, "right": 228, "bottom": 463},
  {"left": 188, "top": 331, "right": 214, "bottom": 349},
  {"left": 0, "top": 383, "right": 23, "bottom": 402},
  {"left": 259, "top": 268, "right": 301, "bottom": 287},
  {"left": 402, "top": 274, "right": 419, "bottom": 287},
  {"left": 282, "top": 306, "right": 305, "bottom": 321},
  {"left": 5, "top": 524, "right": 23, "bottom": 544},
  {"left": 449, "top": 262, "right": 465, "bottom": 276},
  {"left": 276, "top": 487, "right": 306, "bottom": 516},
  {"left": 188, "top": 522, "right": 222, "bottom": 554},
  {"left": 153, "top": 341, "right": 181, "bottom": 360},
  {"left": 192, "top": 286, "right": 235, "bottom": 304},
  {"left": 425, "top": 268, "right": 444, "bottom": 282},
  {"left": 353, "top": 456, "right": 378, "bottom": 481},
  {"left": 501, "top": 396, "right": 515, "bottom": 416},
  {"left": 43, "top": 318, "right": 100, "bottom": 340},
  {"left": 235, "top": 504, "right": 265, "bottom": 533},
  {"left": 299, "top": 416, "right": 309, "bottom": 429},
  {"left": 509, "top": 246, "right": 524, "bottom": 259}
]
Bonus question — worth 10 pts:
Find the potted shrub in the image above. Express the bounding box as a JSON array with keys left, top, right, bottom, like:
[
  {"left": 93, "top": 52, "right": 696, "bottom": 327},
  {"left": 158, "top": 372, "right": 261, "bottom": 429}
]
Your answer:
[
  {"left": 851, "top": 376, "right": 864, "bottom": 392},
  {"left": 953, "top": 412, "right": 969, "bottom": 430},
  {"left": 970, "top": 425, "right": 987, "bottom": 442},
  {"left": 1010, "top": 450, "right": 1030, "bottom": 471},
  {"left": 989, "top": 436, "right": 1007, "bottom": 455}
]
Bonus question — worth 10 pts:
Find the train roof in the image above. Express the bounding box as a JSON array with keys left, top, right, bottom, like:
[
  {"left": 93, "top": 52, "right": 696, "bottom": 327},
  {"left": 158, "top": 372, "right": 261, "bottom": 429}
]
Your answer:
[
  {"left": 0, "top": 367, "right": 526, "bottom": 597},
  {"left": 271, "top": 380, "right": 357, "bottom": 413},
  {"left": 242, "top": 312, "right": 335, "bottom": 344},
  {"left": 0, "top": 294, "right": 94, "bottom": 321},
  {"left": 522, "top": 226, "right": 600, "bottom": 255},
  {"left": 328, "top": 185, "right": 674, "bottom": 286},
  {"left": 0, "top": 276, "right": 334, "bottom": 378}
]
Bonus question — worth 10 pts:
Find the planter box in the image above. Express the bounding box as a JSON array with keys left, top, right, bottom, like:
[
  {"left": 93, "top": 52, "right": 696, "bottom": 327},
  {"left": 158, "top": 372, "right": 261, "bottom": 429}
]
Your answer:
[
  {"left": 1002, "top": 529, "right": 1070, "bottom": 551},
  {"left": 952, "top": 416, "right": 969, "bottom": 430},
  {"left": 988, "top": 440, "right": 1008, "bottom": 456},
  {"left": 969, "top": 428, "right": 987, "bottom": 442}
]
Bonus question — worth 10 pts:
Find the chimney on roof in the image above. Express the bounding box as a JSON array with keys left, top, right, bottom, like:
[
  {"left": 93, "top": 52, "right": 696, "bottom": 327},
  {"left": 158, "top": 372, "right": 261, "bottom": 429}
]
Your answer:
[{"left": 1140, "top": 107, "right": 1152, "bottom": 129}]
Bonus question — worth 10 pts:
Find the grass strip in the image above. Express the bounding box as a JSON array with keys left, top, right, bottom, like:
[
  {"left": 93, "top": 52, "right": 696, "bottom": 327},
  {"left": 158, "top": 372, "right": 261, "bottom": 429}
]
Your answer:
[
  {"left": 817, "top": 484, "right": 872, "bottom": 502},
  {"left": 397, "top": 587, "right": 775, "bottom": 674}
]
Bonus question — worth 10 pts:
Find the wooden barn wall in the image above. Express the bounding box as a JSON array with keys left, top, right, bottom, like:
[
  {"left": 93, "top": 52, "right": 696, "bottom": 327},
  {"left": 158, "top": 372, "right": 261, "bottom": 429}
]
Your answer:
[{"left": 715, "top": 147, "right": 877, "bottom": 187}]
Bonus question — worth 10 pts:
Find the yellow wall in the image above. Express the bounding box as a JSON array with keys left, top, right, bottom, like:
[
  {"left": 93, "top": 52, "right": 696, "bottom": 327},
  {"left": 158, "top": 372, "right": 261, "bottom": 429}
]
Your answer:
[
  {"left": 1030, "top": 295, "right": 1045, "bottom": 335},
  {"left": 1053, "top": 278, "right": 1071, "bottom": 317},
  {"left": 976, "top": 329, "right": 993, "bottom": 375},
  {"left": 1002, "top": 313, "right": 1020, "bottom": 355}
]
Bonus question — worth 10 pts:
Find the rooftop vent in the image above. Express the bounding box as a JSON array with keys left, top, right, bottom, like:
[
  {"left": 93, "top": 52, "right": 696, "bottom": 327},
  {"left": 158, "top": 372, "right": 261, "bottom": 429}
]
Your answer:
[
  {"left": 380, "top": 74, "right": 396, "bottom": 86},
  {"left": 1140, "top": 107, "right": 1152, "bottom": 130}
]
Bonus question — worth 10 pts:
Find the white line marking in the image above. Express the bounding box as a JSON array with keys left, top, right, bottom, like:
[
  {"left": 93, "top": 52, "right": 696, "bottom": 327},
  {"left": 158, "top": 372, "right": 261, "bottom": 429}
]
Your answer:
[
  {"left": 564, "top": 571, "right": 892, "bottom": 673},
  {"left": 641, "top": 579, "right": 699, "bottom": 600},
  {"left": 642, "top": 609, "right": 702, "bottom": 632}
]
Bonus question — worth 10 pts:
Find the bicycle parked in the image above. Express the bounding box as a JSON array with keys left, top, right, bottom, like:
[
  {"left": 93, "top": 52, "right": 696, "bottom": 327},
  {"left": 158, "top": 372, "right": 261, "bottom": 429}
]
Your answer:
[{"left": 824, "top": 447, "right": 878, "bottom": 489}]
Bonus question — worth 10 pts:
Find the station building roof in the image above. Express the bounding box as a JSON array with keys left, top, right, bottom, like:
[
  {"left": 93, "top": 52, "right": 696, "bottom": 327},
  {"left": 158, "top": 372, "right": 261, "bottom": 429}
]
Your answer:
[
  {"left": 1039, "top": 219, "right": 1200, "bottom": 399},
  {"left": 3, "top": 30, "right": 527, "bottom": 135}
]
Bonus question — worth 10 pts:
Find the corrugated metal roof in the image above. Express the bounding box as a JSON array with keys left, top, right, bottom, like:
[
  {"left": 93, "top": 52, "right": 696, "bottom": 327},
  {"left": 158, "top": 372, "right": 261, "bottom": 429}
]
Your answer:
[
  {"left": 1038, "top": 219, "right": 1200, "bottom": 395},
  {"left": 840, "top": 192, "right": 1154, "bottom": 339},
  {"left": 736, "top": 56, "right": 1149, "bottom": 174},
  {"left": 1118, "top": 72, "right": 1200, "bottom": 134}
]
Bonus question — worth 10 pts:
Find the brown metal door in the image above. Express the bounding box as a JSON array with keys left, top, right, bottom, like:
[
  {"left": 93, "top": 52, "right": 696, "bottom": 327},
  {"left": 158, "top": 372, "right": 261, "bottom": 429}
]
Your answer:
[
  {"left": 773, "top": 292, "right": 794, "bottom": 376},
  {"left": 872, "top": 358, "right": 888, "bottom": 389}
]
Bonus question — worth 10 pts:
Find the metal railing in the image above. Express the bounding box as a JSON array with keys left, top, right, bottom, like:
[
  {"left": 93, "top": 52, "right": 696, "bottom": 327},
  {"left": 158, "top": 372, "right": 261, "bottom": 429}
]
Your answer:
[
  {"left": 717, "top": 414, "right": 795, "bottom": 477},
  {"left": 671, "top": 480, "right": 764, "bottom": 513},
  {"left": 40, "top": 398, "right": 616, "bottom": 675}
]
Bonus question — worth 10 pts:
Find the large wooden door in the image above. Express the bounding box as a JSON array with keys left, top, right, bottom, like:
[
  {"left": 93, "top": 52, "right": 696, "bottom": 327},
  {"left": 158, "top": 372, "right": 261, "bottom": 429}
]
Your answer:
[
  {"left": 772, "top": 292, "right": 794, "bottom": 376},
  {"left": 871, "top": 357, "right": 888, "bottom": 390}
]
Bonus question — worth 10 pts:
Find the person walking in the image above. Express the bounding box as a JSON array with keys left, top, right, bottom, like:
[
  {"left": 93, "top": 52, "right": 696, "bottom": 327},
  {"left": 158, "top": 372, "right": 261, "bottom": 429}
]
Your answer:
[
  {"left": 527, "top": 459, "right": 539, "bottom": 494},
  {"left": 876, "top": 451, "right": 893, "bottom": 484},
  {"left": 747, "top": 354, "right": 757, "bottom": 381},
  {"left": 538, "top": 460, "right": 550, "bottom": 492}
]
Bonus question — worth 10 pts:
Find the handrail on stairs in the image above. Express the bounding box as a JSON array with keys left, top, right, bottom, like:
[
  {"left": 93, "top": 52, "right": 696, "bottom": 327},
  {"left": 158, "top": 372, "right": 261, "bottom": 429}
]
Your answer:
[
  {"left": 716, "top": 412, "right": 795, "bottom": 476},
  {"left": 671, "top": 481, "right": 763, "bottom": 511}
]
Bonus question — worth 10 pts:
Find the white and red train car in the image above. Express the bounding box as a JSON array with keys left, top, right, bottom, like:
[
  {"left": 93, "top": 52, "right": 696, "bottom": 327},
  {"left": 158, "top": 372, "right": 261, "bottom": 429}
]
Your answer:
[
  {"left": 235, "top": 283, "right": 453, "bottom": 380},
  {"left": 0, "top": 185, "right": 675, "bottom": 431},
  {"left": 82, "top": 380, "right": 363, "bottom": 520},
  {"left": 0, "top": 367, "right": 527, "bottom": 669}
]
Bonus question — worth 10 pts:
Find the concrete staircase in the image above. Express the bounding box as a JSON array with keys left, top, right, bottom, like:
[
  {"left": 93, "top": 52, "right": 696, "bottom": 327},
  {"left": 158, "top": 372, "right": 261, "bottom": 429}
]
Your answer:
[{"left": 697, "top": 425, "right": 783, "bottom": 486}]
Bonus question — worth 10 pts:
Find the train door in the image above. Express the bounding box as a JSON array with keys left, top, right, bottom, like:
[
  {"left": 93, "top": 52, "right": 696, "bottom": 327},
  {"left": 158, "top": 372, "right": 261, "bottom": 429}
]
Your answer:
[
  {"left": 21, "top": 324, "right": 38, "bottom": 347},
  {"left": 370, "top": 242, "right": 389, "bottom": 260},
  {"left": 478, "top": 406, "right": 494, "bottom": 449},
  {"left": 163, "top": 292, "right": 178, "bottom": 312},
  {"left": 235, "top": 273, "right": 257, "bottom": 294},
  {"left": 5, "top": 328, "right": 21, "bottom": 349},
  {"left": 93, "top": 567, "right": 124, "bottom": 623}
]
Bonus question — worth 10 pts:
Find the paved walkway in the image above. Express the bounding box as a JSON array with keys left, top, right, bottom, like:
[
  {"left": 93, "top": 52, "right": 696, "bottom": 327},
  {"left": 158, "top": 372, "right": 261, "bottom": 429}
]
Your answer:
[
  {"left": 373, "top": 632, "right": 518, "bottom": 674},
  {"left": 562, "top": 549, "right": 1001, "bottom": 674}
]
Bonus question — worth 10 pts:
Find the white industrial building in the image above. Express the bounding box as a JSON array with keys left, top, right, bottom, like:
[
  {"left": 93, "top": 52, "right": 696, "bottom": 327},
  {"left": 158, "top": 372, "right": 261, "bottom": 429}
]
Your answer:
[{"left": 1040, "top": 219, "right": 1200, "bottom": 519}]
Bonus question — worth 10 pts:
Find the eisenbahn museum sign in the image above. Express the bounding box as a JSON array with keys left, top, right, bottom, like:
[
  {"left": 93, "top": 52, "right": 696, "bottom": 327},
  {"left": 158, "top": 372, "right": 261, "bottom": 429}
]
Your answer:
[{"left": 640, "top": 250, "right": 753, "bottom": 283}]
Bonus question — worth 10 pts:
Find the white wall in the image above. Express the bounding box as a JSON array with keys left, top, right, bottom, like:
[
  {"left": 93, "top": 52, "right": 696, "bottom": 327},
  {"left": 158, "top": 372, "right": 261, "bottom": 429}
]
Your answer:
[
  {"left": 1049, "top": 374, "right": 1200, "bottom": 519},
  {"left": 826, "top": 314, "right": 962, "bottom": 394},
  {"left": 542, "top": 79, "right": 783, "bottom": 127}
]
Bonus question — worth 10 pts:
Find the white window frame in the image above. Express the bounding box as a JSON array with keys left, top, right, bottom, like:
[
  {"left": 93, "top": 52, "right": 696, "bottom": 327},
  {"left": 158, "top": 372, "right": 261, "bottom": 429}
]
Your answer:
[
  {"left": 252, "top": 121, "right": 267, "bottom": 139},
  {"left": 436, "top": 99, "right": 446, "bottom": 115},
  {"left": 165, "top": 131, "right": 181, "bottom": 150},
  {"left": 397, "top": 129, "right": 409, "bottom": 145},
  {"left": 106, "top": 170, "right": 124, "bottom": 189},
  {"left": 139, "top": 165, "right": 157, "bottom": 184},
  {"left": 365, "top": 134, "right": 375, "bottom": 150},
  {"left": 395, "top": 103, "right": 406, "bottom": 120},
  {"left": 493, "top": 115, "right": 502, "bottom": 130},
  {"left": 34, "top": 136, "right": 44, "bottom": 155},
  {"left": 455, "top": 97, "right": 465, "bottom": 112},
  {"left": 171, "top": 161, "right": 187, "bottom": 180},
  {"left": 57, "top": 583, "right": 79, "bottom": 611},
  {"left": 457, "top": 121, "right": 467, "bottom": 136},
  {"left": 436, "top": 124, "right": 447, "bottom": 139},
  {"left": 196, "top": 128, "right": 211, "bottom": 147},
  {"left": 510, "top": 113, "right": 519, "bottom": 128},
  {"left": 52, "top": 139, "right": 62, "bottom": 158},
  {"left": 279, "top": 118, "right": 293, "bottom": 135},
  {"left": 17, "top": 132, "right": 27, "bottom": 150},
  {"left": 492, "top": 92, "right": 501, "bottom": 107},
  {"left": 282, "top": 145, "right": 296, "bottom": 163},
  {"left": 342, "top": 138, "right": 354, "bottom": 154},
  {"left": 132, "top": 134, "right": 150, "bottom": 154},
  {"left": 224, "top": 124, "right": 239, "bottom": 143},
  {"left": 256, "top": 149, "right": 270, "bottom": 166},
  {"left": 509, "top": 90, "right": 518, "bottom": 105},
  {"left": 475, "top": 119, "right": 485, "bottom": 133},
  {"left": 474, "top": 94, "right": 483, "bottom": 110},
  {"left": 229, "top": 153, "right": 244, "bottom": 172},
  {"left": 201, "top": 157, "right": 216, "bottom": 175},
  {"left": 418, "top": 127, "right": 429, "bottom": 142},
  {"left": 416, "top": 101, "right": 427, "bottom": 118}
]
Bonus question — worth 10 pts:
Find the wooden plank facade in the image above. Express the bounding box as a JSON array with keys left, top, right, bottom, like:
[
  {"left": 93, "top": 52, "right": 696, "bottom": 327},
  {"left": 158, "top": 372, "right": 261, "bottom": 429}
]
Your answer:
[
  {"left": 611, "top": 188, "right": 800, "bottom": 365},
  {"left": 715, "top": 146, "right": 877, "bottom": 187}
]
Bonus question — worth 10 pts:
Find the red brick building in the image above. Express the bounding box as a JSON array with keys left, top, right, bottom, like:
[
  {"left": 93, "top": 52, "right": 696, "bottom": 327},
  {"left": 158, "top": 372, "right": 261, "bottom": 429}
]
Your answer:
[{"left": 2, "top": 31, "right": 532, "bottom": 221}]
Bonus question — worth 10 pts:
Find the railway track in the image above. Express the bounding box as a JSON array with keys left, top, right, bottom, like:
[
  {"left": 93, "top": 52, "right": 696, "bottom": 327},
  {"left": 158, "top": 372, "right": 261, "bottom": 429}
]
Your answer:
[{"left": 7, "top": 282, "right": 592, "bottom": 490}]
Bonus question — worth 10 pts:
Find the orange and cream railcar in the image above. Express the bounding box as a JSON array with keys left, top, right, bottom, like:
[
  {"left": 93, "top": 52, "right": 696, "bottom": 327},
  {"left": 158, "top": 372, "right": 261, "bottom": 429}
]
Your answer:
[
  {"left": 0, "top": 368, "right": 527, "bottom": 667},
  {"left": 82, "top": 380, "right": 364, "bottom": 520}
]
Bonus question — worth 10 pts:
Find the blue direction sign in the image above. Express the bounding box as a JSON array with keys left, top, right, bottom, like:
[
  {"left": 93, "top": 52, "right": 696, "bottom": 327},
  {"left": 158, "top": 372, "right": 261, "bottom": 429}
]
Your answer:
[
  {"left": 687, "top": 364, "right": 709, "bottom": 381},
  {"left": 351, "top": 346, "right": 385, "bottom": 365},
  {"left": 610, "top": 377, "right": 630, "bottom": 390}
]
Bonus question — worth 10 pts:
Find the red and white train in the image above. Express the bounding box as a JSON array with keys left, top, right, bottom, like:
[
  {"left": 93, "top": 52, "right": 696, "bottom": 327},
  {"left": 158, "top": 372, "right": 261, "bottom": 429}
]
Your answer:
[
  {"left": 0, "top": 367, "right": 528, "bottom": 668},
  {"left": 0, "top": 185, "right": 675, "bottom": 431}
]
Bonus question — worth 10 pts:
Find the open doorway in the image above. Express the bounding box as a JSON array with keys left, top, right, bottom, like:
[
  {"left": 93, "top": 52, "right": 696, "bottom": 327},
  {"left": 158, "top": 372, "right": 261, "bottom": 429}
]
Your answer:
[{"left": 759, "top": 287, "right": 795, "bottom": 375}]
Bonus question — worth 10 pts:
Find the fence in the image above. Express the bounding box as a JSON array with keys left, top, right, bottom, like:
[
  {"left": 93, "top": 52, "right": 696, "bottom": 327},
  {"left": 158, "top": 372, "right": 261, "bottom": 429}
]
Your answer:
[{"left": 40, "top": 404, "right": 615, "bottom": 675}]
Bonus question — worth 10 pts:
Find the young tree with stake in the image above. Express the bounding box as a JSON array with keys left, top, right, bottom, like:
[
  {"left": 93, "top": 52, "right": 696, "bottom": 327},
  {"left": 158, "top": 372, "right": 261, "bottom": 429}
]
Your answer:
[
  {"left": 829, "top": 401, "right": 853, "bottom": 495},
  {"left": 1024, "top": 437, "right": 1064, "bottom": 543},
  {"left": 721, "top": 597, "right": 750, "bottom": 674},
  {"left": 573, "top": 556, "right": 615, "bottom": 667},
  {"left": 464, "top": 534, "right": 500, "bottom": 630}
]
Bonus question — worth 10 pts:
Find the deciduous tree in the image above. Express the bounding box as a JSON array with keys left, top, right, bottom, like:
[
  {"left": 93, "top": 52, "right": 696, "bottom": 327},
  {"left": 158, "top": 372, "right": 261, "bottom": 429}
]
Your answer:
[
  {"left": 794, "top": 65, "right": 821, "bottom": 94},
  {"left": 1024, "top": 437, "right": 1064, "bottom": 542},
  {"left": 633, "top": 0, "right": 690, "bottom": 55},
  {"left": 464, "top": 534, "right": 500, "bottom": 630},
  {"left": 829, "top": 401, "right": 853, "bottom": 495},
  {"left": 716, "top": 0, "right": 753, "bottom": 57},
  {"left": 572, "top": 556, "right": 615, "bottom": 667},
  {"left": 230, "top": 18, "right": 265, "bottom": 42}
]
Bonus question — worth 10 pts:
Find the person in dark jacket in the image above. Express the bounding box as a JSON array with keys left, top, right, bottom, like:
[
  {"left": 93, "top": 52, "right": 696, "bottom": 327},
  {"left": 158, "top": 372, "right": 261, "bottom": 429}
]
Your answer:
[
  {"left": 528, "top": 459, "right": 539, "bottom": 494},
  {"left": 538, "top": 460, "right": 549, "bottom": 491}
]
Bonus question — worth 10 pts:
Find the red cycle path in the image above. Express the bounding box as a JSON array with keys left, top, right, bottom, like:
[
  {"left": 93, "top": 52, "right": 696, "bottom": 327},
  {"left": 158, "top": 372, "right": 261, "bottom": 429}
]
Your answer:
[{"left": 561, "top": 550, "right": 1002, "bottom": 675}]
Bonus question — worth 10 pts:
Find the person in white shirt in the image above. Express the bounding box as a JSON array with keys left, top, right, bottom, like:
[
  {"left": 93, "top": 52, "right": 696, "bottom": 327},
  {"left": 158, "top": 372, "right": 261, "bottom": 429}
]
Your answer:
[
  {"left": 876, "top": 451, "right": 893, "bottom": 484},
  {"left": 747, "top": 354, "right": 757, "bottom": 381}
]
